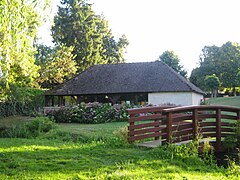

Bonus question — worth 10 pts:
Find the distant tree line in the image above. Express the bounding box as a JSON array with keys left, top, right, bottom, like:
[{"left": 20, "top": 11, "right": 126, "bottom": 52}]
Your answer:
[{"left": 190, "top": 42, "right": 240, "bottom": 96}]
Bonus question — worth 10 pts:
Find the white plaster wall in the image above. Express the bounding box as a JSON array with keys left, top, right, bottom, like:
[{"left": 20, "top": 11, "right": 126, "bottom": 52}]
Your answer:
[
  {"left": 191, "top": 92, "right": 203, "bottom": 105},
  {"left": 148, "top": 92, "right": 203, "bottom": 106}
]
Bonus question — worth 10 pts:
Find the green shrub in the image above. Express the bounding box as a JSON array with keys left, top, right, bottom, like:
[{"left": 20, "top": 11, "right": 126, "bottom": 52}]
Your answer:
[
  {"left": 0, "top": 117, "right": 57, "bottom": 138},
  {"left": 49, "top": 102, "right": 130, "bottom": 124},
  {"left": 0, "top": 86, "right": 44, "bottom": 118},
  {"left": 223, "top": 121, "right": 240, "bottom": 149},
  {"left": 113, "top": 126, "right": 128, "bottom": 143}
]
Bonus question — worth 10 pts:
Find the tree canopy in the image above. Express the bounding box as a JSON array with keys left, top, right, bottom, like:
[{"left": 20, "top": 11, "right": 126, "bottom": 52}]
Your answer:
[
  {"left": 158, "top": 51, "right": 187, "bottom": 78},
  {"left": 204, "top": 74, "right": 220, "bottom": 98},
  {"left": 0, "top": 0, "right": 50, "bottom": 99},
  {"left": 51, "top": 0, "right": 129, "bottom": 72},
  {"left": 36, "top": 44, "right": 77, "bottom": 89},
  {"left": 190, "top": 42, "right": 240, "bottom": 95}
]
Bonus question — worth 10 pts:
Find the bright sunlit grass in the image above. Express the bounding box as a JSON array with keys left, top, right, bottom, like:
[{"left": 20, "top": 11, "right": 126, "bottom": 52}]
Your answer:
[{"left": 0, "top": 138, "right": 238, "bottom": 180}]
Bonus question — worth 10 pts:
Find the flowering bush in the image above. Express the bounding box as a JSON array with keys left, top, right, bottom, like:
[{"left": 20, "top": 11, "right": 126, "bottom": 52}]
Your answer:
[{"left": 48, "top": 102, "right": 130, "bottom": 124}]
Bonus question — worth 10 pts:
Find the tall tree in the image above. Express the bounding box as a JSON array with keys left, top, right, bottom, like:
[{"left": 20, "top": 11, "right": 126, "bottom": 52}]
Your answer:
[
  {"left": 204, "top": 74, "right": 220, "bottom": 98},
  {"left": 158, "top": 51, "right": 187, "bottom": 77},
  {"left": 37, "top": 44, "right": 77, "bottom": 88},
  {"left": 190, "top": 42, "right": 240, "bottom": 94},
  {"left": 0, "top": 0, "right": 49, "bottom": 98},
  {"left": 35, "top": 44, "right": 54, "bottom": 65},
  {"left": 51, "top": 0, "right": 128, "bottom": 72}
]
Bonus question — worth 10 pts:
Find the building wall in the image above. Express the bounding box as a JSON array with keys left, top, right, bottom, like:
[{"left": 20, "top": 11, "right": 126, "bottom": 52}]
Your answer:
[
  {"left": 148, "top": 92, "right": 203, "bottom": 106},
  {"left": 191, "top": 92, "right": 203, "bottom": 105}
]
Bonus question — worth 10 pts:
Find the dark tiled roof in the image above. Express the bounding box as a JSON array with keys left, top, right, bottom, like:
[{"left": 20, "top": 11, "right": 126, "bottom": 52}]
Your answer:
[{"left": 45, "top": 61, "right": 204, "bottom": 96}]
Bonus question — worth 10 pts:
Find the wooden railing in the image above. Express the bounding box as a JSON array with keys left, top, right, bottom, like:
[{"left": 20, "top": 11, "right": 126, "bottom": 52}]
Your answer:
[{"left": 127, "top": 105, "right": 240, "bottom": 151}]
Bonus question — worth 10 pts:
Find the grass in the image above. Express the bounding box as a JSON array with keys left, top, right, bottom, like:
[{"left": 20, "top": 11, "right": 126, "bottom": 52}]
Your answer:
[
  {"left": 0, "top": 116, "right": 33, "bottom": 128},
  {"left": 58, "top": 121, "right": 127, "bottom": 140},
  {"left": 0, "top": 112, "right": 239, "bottom": 179},
  {"left": 0, "top": 138, "right": 239, "bottom": 179},
  {"left": 205, "top": 96, "right": 240, "bottom": 107}
]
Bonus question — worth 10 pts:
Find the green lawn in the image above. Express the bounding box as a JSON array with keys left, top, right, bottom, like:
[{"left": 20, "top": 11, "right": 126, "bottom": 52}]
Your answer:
[
  {"left": 0, "top": 116, "right": 33, "bottom": 128},
  {"left": 0, "top": 138, "right": 238, "bottom": 180},
  {"left": 206, "top": 96, "right": 240, "bottom": 107},
  {"left": 58, "top": 122, "right": 127, "bottom": 140},
  {"left": 0, "top": 112, "right": 239, "bottom": 179}
]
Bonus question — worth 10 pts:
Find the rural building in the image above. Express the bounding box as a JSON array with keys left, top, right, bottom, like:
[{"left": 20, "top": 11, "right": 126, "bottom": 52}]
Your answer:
[{"left": 44, "top": 61, "right": 204, "bottom": 107}]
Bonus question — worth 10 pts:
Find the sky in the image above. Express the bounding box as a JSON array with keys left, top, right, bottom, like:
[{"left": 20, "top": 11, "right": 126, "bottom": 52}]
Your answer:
[{"left": 38, "top": 0, "right": 240, "bottom": 75}]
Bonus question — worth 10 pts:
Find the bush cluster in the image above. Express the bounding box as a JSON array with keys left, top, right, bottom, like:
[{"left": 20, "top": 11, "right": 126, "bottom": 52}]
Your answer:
[
  {"left": 0, "top": 117, "right": 57, "bottom": 138},
  {"left": 0, "top": 87, "right": 44, "bottom": 118},
  {"left": 47, "top": 102, "right": 129, "bottom": 123},
  {"left": 223, "top": 121, "right": 240, "bottom": 149}
]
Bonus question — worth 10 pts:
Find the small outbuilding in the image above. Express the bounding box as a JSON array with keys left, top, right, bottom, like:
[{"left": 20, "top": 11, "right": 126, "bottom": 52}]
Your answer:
[{"left": 44, "top": 61, "right": 204, "bottom": 107}]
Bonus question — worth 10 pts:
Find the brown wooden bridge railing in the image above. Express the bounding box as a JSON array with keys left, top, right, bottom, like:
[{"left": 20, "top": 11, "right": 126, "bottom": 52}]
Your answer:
[{"left": 127, "top": 105, "right": 240, "bottom": 152}]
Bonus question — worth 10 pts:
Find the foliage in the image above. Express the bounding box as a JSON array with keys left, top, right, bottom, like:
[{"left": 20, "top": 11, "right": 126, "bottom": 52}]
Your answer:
[
  {"left": 204, "top": 74, "right": 221, "bottom": 98},
  {"left": 223, "top": 121, "right": 240, "bottom": 149},
  {"left": 199, "top": 138, "right": 215, "bottom": 165},
  {"left": 48, "top": 102, "right": 129, "bottom": 124},
  {"left": 36, "top": 44, "right": 77, "bottom": 88},
  {"left": 0, "top": 117, "right": 57, "bottom": 138},
  {"left": 0, "top": 86, "right": 44, "bottom": 118},
  {"left": 51, "top": 0, "right": 129, "bottom": 72},
  {"left": 35, "top": 44, "right": 54, "bottom": 65},
  {"left": 158, "top": 50, "right": 187, "bottom": 78},
  {"left": 190, "top": 42, "right": 240, "bottom": 92},
  {"left": 0, "top": 0, "right": 49, "bottom": 98},
  {"left": 113, "top": 125, "right": 129, "bottom": 143}
]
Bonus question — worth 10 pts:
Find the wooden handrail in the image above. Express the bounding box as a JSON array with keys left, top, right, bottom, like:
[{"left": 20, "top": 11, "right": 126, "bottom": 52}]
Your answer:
[{"left": 127, "top": 105, "right": 240, "bottom": 152}]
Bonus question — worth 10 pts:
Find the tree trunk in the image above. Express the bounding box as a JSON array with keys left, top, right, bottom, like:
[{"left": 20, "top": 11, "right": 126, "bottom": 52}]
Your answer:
[
  {"left": 214, "top": 89, "right": 217, "bottom": 98},
  {"left": 233, "top": 87, "right": 237, "bottom": 96},
  {"left": 211, "top": 90, "right": 214, "bottom": 98}
]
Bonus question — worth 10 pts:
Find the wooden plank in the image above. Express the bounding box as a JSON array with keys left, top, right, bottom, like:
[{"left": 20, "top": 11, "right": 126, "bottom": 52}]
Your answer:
[
  {"left": 127, "top": 106, "right": 174, "bottom": 116},
  {"left": 128, "top": 114, "right": 162, "bottom": 123},
  {"left": 221, "top": 122, "right": 235, "bottom": 127},
  {"left": 200, "top": 127, "right": 216, "bottom": 132},
  {"left": 128, "top": 121, "right": 163, "bottom": 130},
  {"left": 221, "top": 133, "right": 235, "bottom": 137},
  {"left": 198, "top": 114, "right": 216, "bottom": 119},
  {"left": 172, "top": 128, "right": 193, "bottom": 137},
  {"left": 202, "top": 133, "right": 216, "bottom": 138},
  {"left": 171, "top": 123, "right": 193, "bottom": 131},
  {"left": 221, "top": 127, "right": 235, "bottom": 133},
  {"left": 163, "top": 105, "right": 240, "bottom": 113},
  {"left": 128, "top": 127, "right": 162, "bottom": 136},
  {"left": 199, "top": 122, "right": 216, "bottom": 127},
  {"left": 128, "top": 132, "right": 161, "bottom": 142},
  {"left": 221, "top": 114, "right": 237, "bottom": 120},
  {"left": 172, "top": 114, "right": 193, "bottom": 122},
  {"left": 173, "top": 135, "right": 193, "bottom": 143}
]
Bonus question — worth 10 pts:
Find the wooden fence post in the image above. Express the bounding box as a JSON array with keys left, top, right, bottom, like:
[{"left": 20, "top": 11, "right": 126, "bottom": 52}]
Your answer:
[
  {"left": 128, "top": 116, "right": 134, "bottom": 143},
  {"left": 193, "top": 109, "right": 198, "bottom": 140},
  {"left": 237, "top": 110, "right": 240, "bottom": 120},
  {"left": 166, "top": 112, "right": 172, "bottom": 143},
  {"left": 216, "top": 108, "right": 221, "bottom": 151},
  {"left": 154, "top": 111, "right": 160, "bottom": 140}
]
